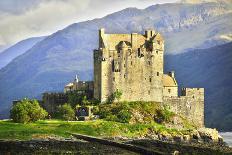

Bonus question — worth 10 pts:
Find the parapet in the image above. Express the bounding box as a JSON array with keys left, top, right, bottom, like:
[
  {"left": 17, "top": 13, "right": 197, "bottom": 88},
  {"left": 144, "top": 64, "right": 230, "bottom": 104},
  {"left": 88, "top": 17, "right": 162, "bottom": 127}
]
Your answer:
[
  {"left": 145, "top": 29, "right": 156, "bottom": 39},
  {"left": 181, "top": 88, "right": 204, "bottom": 97}
]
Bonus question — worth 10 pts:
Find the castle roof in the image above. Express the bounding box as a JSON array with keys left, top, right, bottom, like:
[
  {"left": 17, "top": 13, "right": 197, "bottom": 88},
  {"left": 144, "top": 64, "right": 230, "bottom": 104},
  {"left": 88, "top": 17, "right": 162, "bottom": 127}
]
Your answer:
[
  {"left": 65, "top": 83, "right": 73, "bottom": 88},
  {"left": 163, "top": 74, "right": 178, "bottom": 87}
]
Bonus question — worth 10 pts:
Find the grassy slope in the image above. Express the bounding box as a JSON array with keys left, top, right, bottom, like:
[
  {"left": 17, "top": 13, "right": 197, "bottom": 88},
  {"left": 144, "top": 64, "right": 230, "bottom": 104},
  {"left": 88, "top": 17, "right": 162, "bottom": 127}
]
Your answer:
[{"left": 0, "top": 119, "right": 190, "bottom": 140}]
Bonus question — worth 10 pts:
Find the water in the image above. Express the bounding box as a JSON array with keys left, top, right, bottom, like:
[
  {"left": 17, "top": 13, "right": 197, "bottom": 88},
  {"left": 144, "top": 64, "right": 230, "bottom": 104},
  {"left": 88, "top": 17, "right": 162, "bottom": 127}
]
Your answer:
[{"left": 220, "top": 132, "right": 232, "bottom": 147}]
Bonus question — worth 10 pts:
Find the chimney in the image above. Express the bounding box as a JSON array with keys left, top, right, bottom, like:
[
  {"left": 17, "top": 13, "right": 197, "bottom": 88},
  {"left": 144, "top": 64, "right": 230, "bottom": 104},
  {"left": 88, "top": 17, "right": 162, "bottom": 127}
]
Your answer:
[
  {"left": 75, "top": 75, "right": 79, "bottom": 83},
  {"left": 99, "top": 28, "right": 105, "bottom": 48},
  {"left": 169, "top": 71, "right": 175, "bottom": 78}
]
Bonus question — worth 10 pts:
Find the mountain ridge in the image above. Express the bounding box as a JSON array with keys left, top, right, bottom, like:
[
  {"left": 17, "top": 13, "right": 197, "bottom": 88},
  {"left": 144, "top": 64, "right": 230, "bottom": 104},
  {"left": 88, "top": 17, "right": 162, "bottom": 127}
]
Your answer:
[{"left": 0, "top": 36, "right": 46, "bottom": 69}]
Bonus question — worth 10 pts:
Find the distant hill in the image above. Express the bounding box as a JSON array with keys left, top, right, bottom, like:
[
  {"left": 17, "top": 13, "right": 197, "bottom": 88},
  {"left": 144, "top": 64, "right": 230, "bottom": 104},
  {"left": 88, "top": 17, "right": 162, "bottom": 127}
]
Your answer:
[
  {"left": 0, "top": 1, "right": 231, "bottom": 130},
  {"left": 0, "top": 37, "right": 45, "bottom": 69},
  {"left": 165, "top": 42, "right": 232, "bottom": 131}
]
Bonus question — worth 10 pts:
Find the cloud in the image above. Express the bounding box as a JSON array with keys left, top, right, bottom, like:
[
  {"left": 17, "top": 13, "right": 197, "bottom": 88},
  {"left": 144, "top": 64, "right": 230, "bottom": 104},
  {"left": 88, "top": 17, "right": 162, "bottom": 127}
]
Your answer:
[
  {"left": 0, "top": 0, "right": 42, "bottom": 14},
  {"left": 0, "top": 0, "right": 178, "bottom": 50}
]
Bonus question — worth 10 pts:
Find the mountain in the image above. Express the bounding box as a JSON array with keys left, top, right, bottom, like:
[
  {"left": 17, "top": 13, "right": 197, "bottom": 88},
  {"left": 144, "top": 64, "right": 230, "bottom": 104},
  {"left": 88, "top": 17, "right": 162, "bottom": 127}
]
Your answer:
[
  {"left": 0, "top": 37, "right": 45, "bottom": 69},
  {"left": 0, "top": 1, "right": 231, "bottom": 130},
  {"left": 165, "top": 42, "right": 232, "bottom": 131},
  {"left": 180, "top": 0, "right": 232, "bottom": 4}
]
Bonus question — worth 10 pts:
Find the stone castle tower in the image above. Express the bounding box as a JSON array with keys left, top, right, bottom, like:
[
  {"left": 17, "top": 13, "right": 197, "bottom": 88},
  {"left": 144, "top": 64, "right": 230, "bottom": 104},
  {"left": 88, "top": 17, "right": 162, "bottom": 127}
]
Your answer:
[
  {"left": 94, "top": 29, "right": 164, "bottom": 102},
  {"left": 94, "top": 29, "right": 204, "bottom": 127}
]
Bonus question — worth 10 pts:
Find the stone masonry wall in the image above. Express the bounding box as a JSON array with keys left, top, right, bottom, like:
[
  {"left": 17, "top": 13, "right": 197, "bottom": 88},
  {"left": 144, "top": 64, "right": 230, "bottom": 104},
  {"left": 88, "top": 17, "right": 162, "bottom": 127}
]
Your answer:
[{"left": 163, "top": 88, "right": 204, "bottom": 127}]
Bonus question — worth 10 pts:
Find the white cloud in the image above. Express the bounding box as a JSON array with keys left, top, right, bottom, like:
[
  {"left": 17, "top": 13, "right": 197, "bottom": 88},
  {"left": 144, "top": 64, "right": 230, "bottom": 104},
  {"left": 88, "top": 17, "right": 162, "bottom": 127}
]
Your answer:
[{"left": 0, "top": 0, "right": 178, "bottom": 51}]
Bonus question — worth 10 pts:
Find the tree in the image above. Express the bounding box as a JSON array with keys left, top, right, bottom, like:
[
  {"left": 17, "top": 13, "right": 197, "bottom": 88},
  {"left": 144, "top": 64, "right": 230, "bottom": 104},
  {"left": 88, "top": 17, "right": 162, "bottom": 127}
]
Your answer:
[
  {"left": 10, "top": 98, "right": 48, "bottom": 123},
  {"left": 81, "top": 96, "right": 90, "bottom": 106},
  {"left": 67, "top": 91, "right": 83, "bottom": 107},
  {"left": 57, "top": 103, "right": 75, "bottom": 121}
]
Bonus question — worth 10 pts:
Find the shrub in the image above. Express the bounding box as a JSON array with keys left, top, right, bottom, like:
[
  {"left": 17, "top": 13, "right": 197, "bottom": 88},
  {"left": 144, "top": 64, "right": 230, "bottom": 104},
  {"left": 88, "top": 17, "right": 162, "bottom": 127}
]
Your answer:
[
  {"left": 154, "top": 106, "right": 175, "bottom": 123},
  {"left": 106, "top": 89, "right": 122, "bottom": 104},
  {"left": 57, "top": 103, "right": 75, "bottom": 121},
  {"left": 98, "top": 102, "right": 132, "bottom": 123},
  {"left": 10, "top": 98, "right": 48, "bottom": 123},
  {"left": 117, "top": 110, "right": 132, "bottom": 123},
  {"left": 82, "top": 96, "right": 90, "bottom": 106}
]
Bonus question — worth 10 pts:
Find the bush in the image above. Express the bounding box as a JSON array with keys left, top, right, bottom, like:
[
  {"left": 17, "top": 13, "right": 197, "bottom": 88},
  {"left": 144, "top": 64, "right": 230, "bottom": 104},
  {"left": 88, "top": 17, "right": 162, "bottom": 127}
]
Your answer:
[
  {"left": 57, "top": 103, "right": 75, "bottom": 121},
  {"left": 10, "top": 98, "right": 48, "bottom": 123},
  {"left": 98, "top": 102, "right": 132, "bottom": 123},
  {"left": 106, "top": 89, "right": 122, "bottom": 104},
  {"left": 117, "top": 110, "right": 132, "bottom": 123},
  {"left": 154, "top": 106, "right": 175, "bottom": 123}
]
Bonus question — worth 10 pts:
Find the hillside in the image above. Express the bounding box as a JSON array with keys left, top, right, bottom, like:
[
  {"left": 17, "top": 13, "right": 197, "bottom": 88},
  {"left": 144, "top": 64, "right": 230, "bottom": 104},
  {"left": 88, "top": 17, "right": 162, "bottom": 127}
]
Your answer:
[
  {"left": 0, "top": 1, "right": 231, "bottom": 130},
  {"left": 0, "top": 37, "right": 45, "bottom": 69},
  {"left": 165, "top": 42, "right": 232, "bottom": 131}
]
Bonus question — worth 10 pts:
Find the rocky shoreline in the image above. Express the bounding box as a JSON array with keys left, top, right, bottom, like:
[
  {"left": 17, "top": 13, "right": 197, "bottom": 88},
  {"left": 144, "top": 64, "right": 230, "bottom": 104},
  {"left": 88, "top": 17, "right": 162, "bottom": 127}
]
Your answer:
[{"left": 0, "top": 130, "right": 232, "bottom": 155}]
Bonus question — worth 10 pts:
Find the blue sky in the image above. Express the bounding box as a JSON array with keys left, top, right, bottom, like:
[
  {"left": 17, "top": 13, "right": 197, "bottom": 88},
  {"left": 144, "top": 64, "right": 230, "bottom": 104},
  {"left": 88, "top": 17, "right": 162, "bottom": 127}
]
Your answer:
[{"left": 0, "top": 0, "right": 178, "bottom": 51}]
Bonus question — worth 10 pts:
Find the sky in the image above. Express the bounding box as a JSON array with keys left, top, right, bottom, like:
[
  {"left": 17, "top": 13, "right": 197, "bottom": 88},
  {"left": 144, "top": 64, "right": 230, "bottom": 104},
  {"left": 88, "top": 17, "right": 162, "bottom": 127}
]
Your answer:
[{"left": 0, "top": 0, "right": 178, "bottom": 52}]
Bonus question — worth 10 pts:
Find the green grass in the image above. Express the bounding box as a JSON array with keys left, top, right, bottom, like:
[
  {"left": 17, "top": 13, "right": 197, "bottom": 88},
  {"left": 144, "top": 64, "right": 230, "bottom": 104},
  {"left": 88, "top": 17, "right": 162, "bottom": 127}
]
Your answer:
[{"left": 0, "top": 119, "right": 192, "bottom": 140}]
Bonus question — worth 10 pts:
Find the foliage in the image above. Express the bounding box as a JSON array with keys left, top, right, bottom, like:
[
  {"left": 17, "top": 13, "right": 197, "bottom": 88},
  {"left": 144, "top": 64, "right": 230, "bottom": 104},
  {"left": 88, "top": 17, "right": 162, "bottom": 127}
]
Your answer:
[
  {"left": 57, "top": 103, "right": 75, "bottom": 121},
  {"left": 82, "top": 96, "right": 90, "bottom": 106},
  {"left": 98, "top": 101, "right": 180, "bottom": 125},
  {"left": 10, "top": 98, "right": 48, "bottom": 123},
  {"left": 98, "top": 102, "right": 131, "bottom": 123},
  {"left": 154, "top": 105, "right": 175, "bottom": 123},
  {"left": 67, "top": 90, "right": 94, "bottom": 107},
  {"left": 67, "top": 91, "right": 85, "bottom": 107},
  {"left": 106, "top": 89, "right": 122, "bottom": 104}
]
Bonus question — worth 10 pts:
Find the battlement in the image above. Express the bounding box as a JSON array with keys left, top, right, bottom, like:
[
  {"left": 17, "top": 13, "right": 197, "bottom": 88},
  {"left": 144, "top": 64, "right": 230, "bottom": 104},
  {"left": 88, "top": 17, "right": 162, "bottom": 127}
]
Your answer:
[{"left": 181, "top": 88, "right": 204, "bottom": 99}]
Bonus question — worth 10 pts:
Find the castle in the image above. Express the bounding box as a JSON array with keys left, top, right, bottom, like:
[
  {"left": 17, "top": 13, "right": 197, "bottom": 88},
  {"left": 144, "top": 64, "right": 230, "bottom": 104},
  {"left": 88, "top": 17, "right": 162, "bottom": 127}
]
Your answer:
[{"left": 93, "top": 29, "right": 204, "bottom": 127}]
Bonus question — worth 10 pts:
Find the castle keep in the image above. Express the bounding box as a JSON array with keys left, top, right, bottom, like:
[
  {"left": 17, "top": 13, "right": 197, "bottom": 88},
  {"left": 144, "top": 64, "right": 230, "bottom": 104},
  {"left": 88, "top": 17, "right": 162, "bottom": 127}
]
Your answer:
[{"left": 94, "top": 29, "right": 204, "bottom": 127}]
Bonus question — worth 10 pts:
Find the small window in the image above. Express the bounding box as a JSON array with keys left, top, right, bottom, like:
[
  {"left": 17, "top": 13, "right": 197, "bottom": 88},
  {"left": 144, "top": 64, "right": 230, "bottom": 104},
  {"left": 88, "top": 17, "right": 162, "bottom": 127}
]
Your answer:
[
  {"left": 157, "top": 72, "right": 159, "bottom": 76},
  {"left": 168, "top": 89, "right": 171, "bottom": 93},
  {"left": 156, "top": 51, "right": 158, "bottom": 54},
  {"left": 124, "top": 64, "right": 126, "bottom": 68},
  {"left": 148, "top": 61, "right": 151, "bottom": 65},
  {"left": 113, "top": 77, "right": 115, "bottom": 82},
  {"left": 124, "top": 74, "right": 126, "bottom": 78},
  {"left": 131, "top": 61, "right": 133, "bottom": 65},
  {"left": 138, "top": 48, "right": 141, "bottom": 57},
  {"left": 149, "top": 77, "right": 152, "bottom": 82}
]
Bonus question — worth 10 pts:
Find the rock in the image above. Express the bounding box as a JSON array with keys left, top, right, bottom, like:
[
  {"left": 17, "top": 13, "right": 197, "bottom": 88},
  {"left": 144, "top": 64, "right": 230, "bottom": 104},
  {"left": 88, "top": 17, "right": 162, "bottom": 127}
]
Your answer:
[
  {"left": 172, "top": 150, "right": 180, "bottom": 155},
  {"left": 183, "top": 135, "right": 191, "bottom": 142},
  {"left": 192, "top": 130, "right": 201, "bottom": 140},
  {"left": 173, "top": 135, "right": 183, "bottom": 143},
  {"left": 197, "top": 128, "right": 220, "bottom": 143}
]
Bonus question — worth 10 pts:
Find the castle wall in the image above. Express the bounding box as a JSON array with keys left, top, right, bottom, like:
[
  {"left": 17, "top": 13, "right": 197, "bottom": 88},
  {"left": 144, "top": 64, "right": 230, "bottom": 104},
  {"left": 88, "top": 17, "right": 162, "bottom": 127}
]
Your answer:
[
  {"left": 163, "top": 88, "right": 204, "bottom": 127},
  {"left": 42, "top": 92, "right": 68, "bottom": 116},
  {"left": 163, "top": 86, "right": 178, "bottom": 97}
]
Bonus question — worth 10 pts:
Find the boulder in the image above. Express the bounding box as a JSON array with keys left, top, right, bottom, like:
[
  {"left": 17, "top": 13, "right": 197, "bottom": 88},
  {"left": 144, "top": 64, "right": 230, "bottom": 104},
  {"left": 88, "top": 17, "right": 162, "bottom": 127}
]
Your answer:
[{"left": 197, "top": 128, "right": 220, "bottom": 143}]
